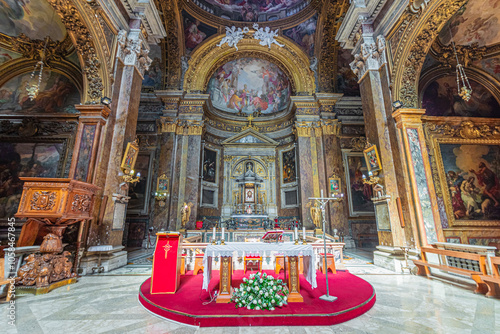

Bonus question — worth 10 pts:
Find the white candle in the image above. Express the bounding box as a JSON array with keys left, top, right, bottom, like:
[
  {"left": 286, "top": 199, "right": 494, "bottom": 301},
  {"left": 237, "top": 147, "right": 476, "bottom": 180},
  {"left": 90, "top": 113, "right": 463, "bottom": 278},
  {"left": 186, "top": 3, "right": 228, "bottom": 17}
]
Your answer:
[
  {"left": 321, "top": 189, "right": 324, "bottom": 198},
  {"left": 303, "top": 226, "right": 306, "bottom": 240},
  {"left": 294, "top": 226, "right": 298, "bottom": 240},
  {"left": 222, "top": 227, "right": 225, "bottom": 240},
  {"left": 212, "top": 226, "right": 216, "bottom": 241}
]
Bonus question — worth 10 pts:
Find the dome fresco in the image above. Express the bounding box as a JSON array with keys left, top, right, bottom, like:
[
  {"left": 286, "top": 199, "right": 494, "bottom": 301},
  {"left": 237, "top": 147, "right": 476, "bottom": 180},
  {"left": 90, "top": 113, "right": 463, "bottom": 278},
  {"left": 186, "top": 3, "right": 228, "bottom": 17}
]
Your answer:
[
  {"left": 207, "top": 57, "right": 291, "bottom": 114},
  {"left": 191, "top": 0, "right": 310, "bottom": 22}
]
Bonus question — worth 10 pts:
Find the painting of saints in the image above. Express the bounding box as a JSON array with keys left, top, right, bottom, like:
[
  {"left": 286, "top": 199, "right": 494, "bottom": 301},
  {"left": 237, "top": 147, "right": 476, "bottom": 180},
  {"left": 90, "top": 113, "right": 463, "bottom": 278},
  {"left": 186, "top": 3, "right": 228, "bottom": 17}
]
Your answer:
[
  {"left": 282, "top": 149, "right": 296, "bottom": 184},
  {"left": 202, "top": 148, "right": 217, "bottom": 183},
  {"left": 441, "top": 144, "right": 500, "bottom": 221},
  {"left": 346, "top": 155, "right": 374, "bottom": 215},
  {"left": 207, "top": 58, "right": 291, "bottom": 114}
]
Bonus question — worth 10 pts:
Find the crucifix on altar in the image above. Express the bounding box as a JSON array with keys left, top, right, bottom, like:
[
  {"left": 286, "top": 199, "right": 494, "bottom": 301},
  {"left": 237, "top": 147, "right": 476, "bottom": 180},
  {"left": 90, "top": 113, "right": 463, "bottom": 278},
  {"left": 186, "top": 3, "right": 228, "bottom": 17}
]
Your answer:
[{"left": 309, "top": 189, "right": 344, "bottom": 302}]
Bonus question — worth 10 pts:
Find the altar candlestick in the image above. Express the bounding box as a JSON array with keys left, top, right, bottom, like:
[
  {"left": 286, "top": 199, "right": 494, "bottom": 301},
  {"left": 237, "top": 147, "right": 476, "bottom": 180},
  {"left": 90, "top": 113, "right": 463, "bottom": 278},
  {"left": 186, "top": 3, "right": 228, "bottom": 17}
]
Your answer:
[
  {"left": 303, "top": 226, "right": 306, "bottom": 240},
  {"left": 212, "top": 226, "right": 216, "bottom": 241},
  {"left": 294, "top": 226, "right": 298, "bottom": 240},
  {"left": 221, "top": 227, "right": 225, "bottom": 241}
]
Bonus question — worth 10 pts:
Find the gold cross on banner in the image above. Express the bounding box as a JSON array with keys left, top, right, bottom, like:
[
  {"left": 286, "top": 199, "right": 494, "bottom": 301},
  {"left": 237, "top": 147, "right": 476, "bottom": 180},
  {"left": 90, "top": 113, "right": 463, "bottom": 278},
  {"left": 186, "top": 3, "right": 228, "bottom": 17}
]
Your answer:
[{"left": 163, "top": 241, "right": 172, "bottom": 260}]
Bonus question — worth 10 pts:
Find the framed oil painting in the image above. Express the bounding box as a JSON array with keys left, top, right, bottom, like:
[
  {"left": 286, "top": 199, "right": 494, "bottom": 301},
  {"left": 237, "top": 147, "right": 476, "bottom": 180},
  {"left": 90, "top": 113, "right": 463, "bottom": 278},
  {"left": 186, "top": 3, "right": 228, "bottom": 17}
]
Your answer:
[
  {"left": 282, "top": 148, "right": 297, "bottom": 184},
  {"left": 157, "top": 174, "right": 169, "bottom": 193},
  {"left": 202, "top": 147, "right": 217, "bottom": 183},
  {"left": 245, "top": 188, "right": 255, "bottom": 203},
  {"left": 436, "top": 140, "right": 500, "bottom": 227},
  {"left": 0, "top": 139, "right": 67, "bottom": 219},
  {"left": 343, "top": 151, "right": 375, "bottom": 217},
  {"left": 363, "top": 145, "right": 382, "bottom": 172},
  {"left": 329, "top": 177, "right": 341, "bottom": 195},
  {"left": 121, "top": 140, "right": 139, "bottom": 172}
]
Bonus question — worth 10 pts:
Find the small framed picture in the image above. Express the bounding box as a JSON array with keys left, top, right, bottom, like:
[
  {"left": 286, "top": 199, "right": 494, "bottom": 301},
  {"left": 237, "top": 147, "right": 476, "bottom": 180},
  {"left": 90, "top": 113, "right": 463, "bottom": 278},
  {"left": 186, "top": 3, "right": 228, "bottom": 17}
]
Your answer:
[
  {"left": 329, "top": 177, "right": 341, "bottom": 195},
  {"left": 245, "top": 188, "right": 255, "bottom": 203},
  {"left": 157, "top": 174, "right": 169, "bottom": 193},
  {"left": 121, "top": 140, "right": 139, "bottom": 172},
  {"left": 363, "top": 145, "right": 382, "bottom": 172}
]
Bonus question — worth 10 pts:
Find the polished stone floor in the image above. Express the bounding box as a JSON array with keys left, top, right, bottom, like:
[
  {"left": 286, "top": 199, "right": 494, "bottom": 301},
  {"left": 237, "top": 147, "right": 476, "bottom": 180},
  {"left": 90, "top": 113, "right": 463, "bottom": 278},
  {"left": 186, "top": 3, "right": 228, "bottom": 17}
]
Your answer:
[{"left": 2, "top": 255, "right": 499, "bottom": 333}]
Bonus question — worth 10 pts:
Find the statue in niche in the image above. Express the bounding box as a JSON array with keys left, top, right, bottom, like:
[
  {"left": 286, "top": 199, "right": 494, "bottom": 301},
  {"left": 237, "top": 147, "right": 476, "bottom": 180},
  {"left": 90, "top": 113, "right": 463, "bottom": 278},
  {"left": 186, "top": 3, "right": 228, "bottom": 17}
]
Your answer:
[{"left": 310, "top": 202, "right": 321, "bottom": 228}]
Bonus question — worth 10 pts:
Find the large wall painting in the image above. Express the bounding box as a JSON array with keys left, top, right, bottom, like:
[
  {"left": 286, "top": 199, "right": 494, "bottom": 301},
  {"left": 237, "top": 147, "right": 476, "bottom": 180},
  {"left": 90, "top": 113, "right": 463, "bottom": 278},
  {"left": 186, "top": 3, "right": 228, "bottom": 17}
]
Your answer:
[
  {"left": 0, "top": 0, "right": 67, "bottom": 41},
  {"left": 439, "top": 143, "right": 500, "bottom": 222},
  {"left": 475, "top": 57, "right": 500, "bottom": 82},
  {"left": 439, "top": 0, "right": 500, "bottom": 47},
  {"left": 344, "top": 153, "right": 374, "bottom": 216},
  {"left": 0, "top": 71, "right": 80, "bottom": 114},
  {"left": 142, "top": 44, "right": 163, "bottom": 90},
  {"left": 0, "top": 140, "right": 66, "bottom": 218},
  {"left": 283, "top": 15, "right": 317, "bottom": 56},
  {"left": 207, "top": 57, "right": 291, "bottom": 114},
  {"left": 422, "top": 76, "right": 500, "bottom": 117},
  {"left": 183, "top": 11, "right": 217, "bottom": 53},
  {"left": 202, "top": 147, "right": 217, "bottom": 183},
  {"left": 193, "top": 0, "right": 307, "bottom": 22},
  {"left": 282, "top": 148, "right": 296, "bottom": 184},
  {"left": 337, "top": 49, "right": 360, "bottom": 96}
]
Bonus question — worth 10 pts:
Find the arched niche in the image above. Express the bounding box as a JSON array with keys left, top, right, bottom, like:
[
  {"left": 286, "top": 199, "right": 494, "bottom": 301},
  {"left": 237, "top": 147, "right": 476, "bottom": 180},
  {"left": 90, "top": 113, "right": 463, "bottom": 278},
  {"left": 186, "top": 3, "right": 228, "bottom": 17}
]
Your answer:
[
  {"left": 183, "top": 36, "right": 315, "bottom": 95},
  {"left": 206, "top": 57, "right": 292, "bottom": 114},
  {"left": 0, "top": 69, "right": 81, "bottom": 114},
  {"left": 419, "top": 67, "right": 500, "bottom": 117}
]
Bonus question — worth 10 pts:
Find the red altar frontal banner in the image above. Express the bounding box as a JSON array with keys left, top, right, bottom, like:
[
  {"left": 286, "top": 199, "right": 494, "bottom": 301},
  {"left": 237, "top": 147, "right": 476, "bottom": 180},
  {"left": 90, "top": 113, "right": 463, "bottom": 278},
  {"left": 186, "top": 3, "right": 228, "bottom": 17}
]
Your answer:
[{"left": 150, "top": 232, "right": 183, "bottom": 294}]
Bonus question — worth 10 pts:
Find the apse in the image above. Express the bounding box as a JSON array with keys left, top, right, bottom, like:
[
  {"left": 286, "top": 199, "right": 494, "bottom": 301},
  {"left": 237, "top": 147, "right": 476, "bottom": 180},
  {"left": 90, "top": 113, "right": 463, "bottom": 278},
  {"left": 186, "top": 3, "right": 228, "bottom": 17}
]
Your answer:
[{"left": 206, "top": 57, "right": 291, "bottom": 114}]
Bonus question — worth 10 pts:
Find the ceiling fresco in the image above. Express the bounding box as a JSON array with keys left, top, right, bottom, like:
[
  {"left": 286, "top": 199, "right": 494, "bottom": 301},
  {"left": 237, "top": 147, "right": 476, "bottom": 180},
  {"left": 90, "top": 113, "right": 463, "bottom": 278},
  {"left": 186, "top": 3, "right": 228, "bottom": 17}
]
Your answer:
[
  {"left": 0, "top": 0, "right": 67, "bottom": 41},
  {"left": 207, "top": 57, "right": 291, "bottom": 114},
  {"left": 191, "top": 0, "right": 310, "bottom": 22},
  {"left": 283, "top": 14, "right": 317, "bottom": 56},
  {"left": 183, "top": 11, "right": 218, "bottom": 53},
  {"left": 439, "top": 0, "right": 500, "bottom": 47}
]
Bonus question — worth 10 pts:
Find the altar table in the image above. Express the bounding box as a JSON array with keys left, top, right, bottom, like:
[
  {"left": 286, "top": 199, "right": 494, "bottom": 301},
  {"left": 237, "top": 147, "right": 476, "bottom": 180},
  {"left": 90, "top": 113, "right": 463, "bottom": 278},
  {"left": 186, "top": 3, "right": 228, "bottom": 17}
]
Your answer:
[{"left": 202, "top": 242, "right": 317, "bottom": 303}]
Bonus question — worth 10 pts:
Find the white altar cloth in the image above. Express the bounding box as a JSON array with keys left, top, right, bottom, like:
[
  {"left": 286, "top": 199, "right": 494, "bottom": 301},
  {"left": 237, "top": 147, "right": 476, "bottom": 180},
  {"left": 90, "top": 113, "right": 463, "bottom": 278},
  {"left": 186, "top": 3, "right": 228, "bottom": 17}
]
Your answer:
[{"left": 202, "top": 242, "right": 317, "bottom": 290}]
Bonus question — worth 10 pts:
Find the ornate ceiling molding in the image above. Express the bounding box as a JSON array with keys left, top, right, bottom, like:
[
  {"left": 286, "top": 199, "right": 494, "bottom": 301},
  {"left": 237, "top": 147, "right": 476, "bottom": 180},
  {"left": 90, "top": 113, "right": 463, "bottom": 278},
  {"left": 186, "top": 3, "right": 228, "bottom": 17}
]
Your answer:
[
  {"left": 183, "top": 35, "right": 316, "bottom": 95},
  {"left": 390, "top": 0, "right": 468, "bottom": 108},
  {"left": 46, "top": 0, "right": 112, "bottom": 103}
]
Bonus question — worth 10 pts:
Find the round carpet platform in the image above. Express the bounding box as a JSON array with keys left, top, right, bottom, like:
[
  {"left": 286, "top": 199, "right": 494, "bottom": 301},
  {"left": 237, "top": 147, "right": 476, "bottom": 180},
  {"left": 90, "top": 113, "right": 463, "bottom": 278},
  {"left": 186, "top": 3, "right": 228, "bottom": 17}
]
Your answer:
[{"left": 138, "top": 270, "right": 375, "bottom": 327}]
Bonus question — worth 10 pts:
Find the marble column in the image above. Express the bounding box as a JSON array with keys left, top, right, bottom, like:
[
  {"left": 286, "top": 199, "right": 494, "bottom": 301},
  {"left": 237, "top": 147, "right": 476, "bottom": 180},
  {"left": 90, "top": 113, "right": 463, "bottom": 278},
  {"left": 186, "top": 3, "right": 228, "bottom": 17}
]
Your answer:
[
  {"left": 150, "top": 91, "right": 183, "bottom": 232},
  {"left": 393, "top": 109, "right": 443, "bottom": 246},
  {"left": 90, "top": 26, "right": 152, "bottom": 247},
  {"left": 317, "top": 94, "right": 348, "bottom": 235},
  {"left": 350, "top": 30, "right": 410, "bottom": 247},
  {"left": 168, "top": 94, "right": 207, "bottom": 231},
  {"left": 293, "top": 97, "right": 328, "bottom": 230}
]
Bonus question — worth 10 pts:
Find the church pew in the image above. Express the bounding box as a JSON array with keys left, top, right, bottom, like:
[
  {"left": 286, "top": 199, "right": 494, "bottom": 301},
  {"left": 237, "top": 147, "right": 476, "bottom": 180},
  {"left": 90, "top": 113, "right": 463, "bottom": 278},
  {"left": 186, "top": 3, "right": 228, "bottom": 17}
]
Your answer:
[
  {"left": 481, "top": 256, "right": 500, "bottom": 298},
  {"left": 412, "top": 246, "right": 488, "bottom": 294}
]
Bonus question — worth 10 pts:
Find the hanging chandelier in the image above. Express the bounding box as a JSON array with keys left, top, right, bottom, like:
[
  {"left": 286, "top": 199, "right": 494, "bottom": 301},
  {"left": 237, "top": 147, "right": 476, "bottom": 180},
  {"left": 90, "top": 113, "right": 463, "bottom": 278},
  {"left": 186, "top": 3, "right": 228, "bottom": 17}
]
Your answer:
[
  {"left": 25, "top": 58, "right": 44, "bottom": 101},
  {"left": 450, "top": 30, "right": 472, "bottom": 102}
]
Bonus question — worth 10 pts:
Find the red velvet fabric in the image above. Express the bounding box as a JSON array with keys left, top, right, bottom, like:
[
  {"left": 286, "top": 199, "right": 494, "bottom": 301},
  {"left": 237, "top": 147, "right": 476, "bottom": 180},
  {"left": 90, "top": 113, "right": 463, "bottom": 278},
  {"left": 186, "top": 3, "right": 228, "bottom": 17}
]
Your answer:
[{"left": 139, "top": 270, "right": 375, "bottom": 327}]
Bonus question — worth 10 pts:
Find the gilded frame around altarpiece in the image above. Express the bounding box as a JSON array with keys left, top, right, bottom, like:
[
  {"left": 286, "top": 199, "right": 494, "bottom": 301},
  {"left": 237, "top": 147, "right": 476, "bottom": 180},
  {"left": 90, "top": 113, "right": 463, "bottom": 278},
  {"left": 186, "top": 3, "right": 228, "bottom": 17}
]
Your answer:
[{"left": 432, "top": 135, "right": 500, "bottom": 228}]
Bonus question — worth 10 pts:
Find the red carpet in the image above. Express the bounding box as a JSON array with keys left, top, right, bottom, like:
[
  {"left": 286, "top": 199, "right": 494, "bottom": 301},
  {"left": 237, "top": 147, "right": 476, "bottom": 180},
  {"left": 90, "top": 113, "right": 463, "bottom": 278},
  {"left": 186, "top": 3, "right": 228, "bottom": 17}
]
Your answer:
[{"left": 138, "top": 270, "right": 375, "bottom": 327}]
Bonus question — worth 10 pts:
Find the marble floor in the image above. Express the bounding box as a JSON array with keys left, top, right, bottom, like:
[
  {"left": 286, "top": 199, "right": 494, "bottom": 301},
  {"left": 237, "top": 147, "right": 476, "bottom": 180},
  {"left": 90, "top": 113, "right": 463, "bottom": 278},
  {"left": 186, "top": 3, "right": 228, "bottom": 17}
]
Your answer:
[{"left": 2, "top": 257, "right": 499, "bottom": 333}]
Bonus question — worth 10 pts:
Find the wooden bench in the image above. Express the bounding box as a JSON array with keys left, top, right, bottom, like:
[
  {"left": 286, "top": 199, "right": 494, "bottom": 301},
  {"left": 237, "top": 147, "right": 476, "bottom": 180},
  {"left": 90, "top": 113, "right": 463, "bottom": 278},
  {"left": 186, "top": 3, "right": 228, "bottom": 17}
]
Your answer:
[
  {"left": 413, "top": 246, "right": 488, "bottom": 294},
  {"left": 482, "top": 256, "right": 500, "bottom": 298}
]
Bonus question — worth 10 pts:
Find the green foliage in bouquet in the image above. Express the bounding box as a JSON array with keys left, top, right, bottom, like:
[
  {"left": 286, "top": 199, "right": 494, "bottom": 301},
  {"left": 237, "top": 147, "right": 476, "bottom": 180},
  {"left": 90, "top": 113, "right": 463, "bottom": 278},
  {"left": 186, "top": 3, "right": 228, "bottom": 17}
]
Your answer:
[{"left": 230, "top": 272, "right": 289, "bottom": 311}]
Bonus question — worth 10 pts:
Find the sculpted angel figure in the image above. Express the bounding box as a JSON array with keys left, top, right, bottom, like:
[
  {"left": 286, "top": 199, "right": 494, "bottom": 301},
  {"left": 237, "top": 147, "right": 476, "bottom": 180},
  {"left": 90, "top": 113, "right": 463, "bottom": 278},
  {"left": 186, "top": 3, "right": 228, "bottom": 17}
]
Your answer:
[
  {"left": 181, "top": 202, "right": 193, "bottom": 227},
  {"left": 217, "top": 26, "right": 250, "bottom": 51},
  {"left": 253, "top": 23, "right": 284, "bottom": 49},
  {"left": 310, "top": 202, "right": 321, "bottom": 228}
]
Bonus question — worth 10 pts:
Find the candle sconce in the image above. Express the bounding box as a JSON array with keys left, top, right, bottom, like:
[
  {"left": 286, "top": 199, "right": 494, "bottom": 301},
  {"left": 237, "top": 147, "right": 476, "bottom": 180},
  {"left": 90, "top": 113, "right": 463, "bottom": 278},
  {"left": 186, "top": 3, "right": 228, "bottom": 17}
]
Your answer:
[
  {"left": 362, "top": 171, "right": 387, "bottom": 199},
  {"left": 120, "top": 169, "right": 141, "bottom": 184},
  {"left": 120, "top": 138, "right": 140, "bottom": 184}
]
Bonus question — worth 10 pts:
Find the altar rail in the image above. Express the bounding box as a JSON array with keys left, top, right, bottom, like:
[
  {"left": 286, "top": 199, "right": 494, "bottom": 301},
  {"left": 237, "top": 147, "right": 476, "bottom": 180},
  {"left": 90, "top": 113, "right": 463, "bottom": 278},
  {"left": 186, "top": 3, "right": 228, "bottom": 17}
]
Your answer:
[{"left": 181, "top": 242, "right": 345, "bottom": 272}]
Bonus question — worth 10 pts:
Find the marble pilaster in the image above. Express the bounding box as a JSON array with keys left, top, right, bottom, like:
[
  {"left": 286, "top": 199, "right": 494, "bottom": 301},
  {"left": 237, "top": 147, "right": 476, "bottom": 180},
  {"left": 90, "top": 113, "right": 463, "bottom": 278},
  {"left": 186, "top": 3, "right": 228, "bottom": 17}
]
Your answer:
[
  {"left": 168, "top": 94, "right": 207, "bottom": 230},
  {"left": 351, "top": 32, "right": 408, "bottom": 247},
  {"left": 392, "top": 109, "right": 443, "bottom": 246},
  {"left": 89, "top": 27, "right": 150, "bottom": 247}
]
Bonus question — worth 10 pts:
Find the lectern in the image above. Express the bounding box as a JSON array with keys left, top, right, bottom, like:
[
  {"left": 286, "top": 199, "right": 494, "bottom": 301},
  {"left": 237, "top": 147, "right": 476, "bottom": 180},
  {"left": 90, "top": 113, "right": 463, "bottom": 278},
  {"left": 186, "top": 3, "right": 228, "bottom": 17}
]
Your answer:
[{"left": 150, "top": 232, "right": 183, "bottom": 294}]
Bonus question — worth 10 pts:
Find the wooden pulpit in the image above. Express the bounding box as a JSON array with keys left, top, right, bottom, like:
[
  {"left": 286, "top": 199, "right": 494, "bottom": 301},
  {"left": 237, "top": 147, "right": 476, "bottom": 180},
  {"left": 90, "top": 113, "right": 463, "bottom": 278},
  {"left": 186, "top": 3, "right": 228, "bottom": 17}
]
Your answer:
[{"left": 150, "top": 232, "right": 183, "bottom": 294}]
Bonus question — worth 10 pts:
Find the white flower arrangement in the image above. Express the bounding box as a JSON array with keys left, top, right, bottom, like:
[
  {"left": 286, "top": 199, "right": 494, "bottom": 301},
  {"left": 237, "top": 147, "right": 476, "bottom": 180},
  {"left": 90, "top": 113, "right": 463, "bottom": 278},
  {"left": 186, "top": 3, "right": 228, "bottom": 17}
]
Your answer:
[{"left": 230, "top": 272, "right": 289, "bottom": 311}]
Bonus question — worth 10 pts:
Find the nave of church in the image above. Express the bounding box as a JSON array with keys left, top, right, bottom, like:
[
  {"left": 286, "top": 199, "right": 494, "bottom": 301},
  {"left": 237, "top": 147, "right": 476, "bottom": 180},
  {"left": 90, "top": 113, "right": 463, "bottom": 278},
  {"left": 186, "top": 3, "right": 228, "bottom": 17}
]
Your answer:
[{"left": 1, "top": 0, "right": 500, "bottom": 331}]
